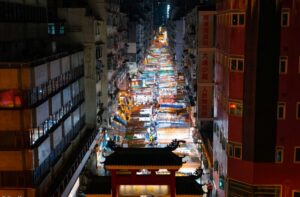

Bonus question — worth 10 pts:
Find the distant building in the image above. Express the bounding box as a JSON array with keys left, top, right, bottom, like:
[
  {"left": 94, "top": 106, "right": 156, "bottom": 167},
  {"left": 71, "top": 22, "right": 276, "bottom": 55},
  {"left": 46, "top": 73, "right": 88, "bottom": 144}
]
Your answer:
[
  {"left": 121, "top": 0, "right": 154, "bottom": 65},
  {"left": 182, "top": 6, "right": 215, "bottom": 171},
  {"left": 153, "top": 0, "right": 169, "bottom": 29},
  {"left": 167, "top": 18, "right": 185, "bottom": 68}
]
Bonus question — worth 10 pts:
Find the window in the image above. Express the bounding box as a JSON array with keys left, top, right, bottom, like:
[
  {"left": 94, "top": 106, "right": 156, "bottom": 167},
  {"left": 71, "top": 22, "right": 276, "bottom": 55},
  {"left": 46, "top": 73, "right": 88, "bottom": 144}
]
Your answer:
[
  {"left": 231, "top": 13, "right": 245, "bottom": 26},
  {"left": 48, "top": 23, "right": 64, "bottom": 35},
  {"left": 59, "top": 25, "right": 65, "bottom": 34},
  {"left": 232, "top": 14, "right": 238, "bottom": 25},
  {"left": 297, "top": 102, "right": 300, "bottom": 119},
  {"left": 0, "top": 90, "right": 23, "bottom": 108},
  {"left": 295, "top": 147, "right": 300, "bottom": 163},
  {"left": 277, "top": 102, "right": 286, "bottom": 119},
  {"left": 234, "top": 145, "right": 242, "bottom": 158},
  {"left": 228, "top": 101, "right": 243, "bottom": 116},
  {"left": 48, "top": 23, "right": 55, "bottom": 35},
  {"left": 293, "top": 191, "right": 300, "bottom": 197},
  {"left": 281, "top": 9, "right": 290, "bottom": 27},
  {"left": 229, "top": 58, "right": 244, "bottom": 71},
  {"left": 279, "top": 56, "right": 288, "bottom": 74},
  {"left": 95, "top": 22, "right": 101, "bottom": 35},
  {"left": 239, "top": 14, "right": 245, "bottom": 25},
  {"left": 96, "top": 46, "right": 102, "bottom": 59},
  {"left": 275, "top": 146, "right": 283, "bottom": 163},
  {"left": 228, "top": 143, "right": 242, "bottom": 159}
]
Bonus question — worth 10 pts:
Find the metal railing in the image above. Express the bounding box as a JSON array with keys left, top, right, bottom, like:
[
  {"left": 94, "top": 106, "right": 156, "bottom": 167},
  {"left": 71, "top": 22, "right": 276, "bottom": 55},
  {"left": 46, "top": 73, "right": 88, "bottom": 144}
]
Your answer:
[
  {"left": 49, "top": 128, "right": 98, "bottom": 197},
  {"left": 26, "top": 65, "right": 83, "bottom": 107},
  {"left": 33, "top": 116, "right": 85, "bottom": 185},
  {"left": 30, "top": 91, "right": 84, "bottom": 146}
]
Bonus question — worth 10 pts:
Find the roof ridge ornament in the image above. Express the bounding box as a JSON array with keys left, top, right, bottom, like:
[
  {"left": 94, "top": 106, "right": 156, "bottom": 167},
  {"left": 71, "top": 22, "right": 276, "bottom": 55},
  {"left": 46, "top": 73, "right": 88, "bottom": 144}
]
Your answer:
[{"left": 165, "top": 139, "right": 186, "bottom": 151}]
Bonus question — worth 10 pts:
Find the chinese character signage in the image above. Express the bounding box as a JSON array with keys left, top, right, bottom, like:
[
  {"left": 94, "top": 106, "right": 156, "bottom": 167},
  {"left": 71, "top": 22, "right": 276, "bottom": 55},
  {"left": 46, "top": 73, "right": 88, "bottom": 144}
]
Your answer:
[
  {"left": 197, "top": 12, "right": 214, "bottom": 120},
  {"left": 198, "top": 13, "right": 214, "bottom": 48}
]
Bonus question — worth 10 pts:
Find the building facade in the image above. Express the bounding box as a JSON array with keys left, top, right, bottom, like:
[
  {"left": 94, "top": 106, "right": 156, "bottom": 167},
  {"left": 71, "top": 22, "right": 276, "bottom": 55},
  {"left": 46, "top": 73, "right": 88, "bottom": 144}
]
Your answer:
[
  {"left": 183, "top": 6, "right": 215, "bottom": 170},
  {"left": 0, "top": 0, "right": 102, "bottom": 196},
  {"left": 213, "top": 0, "right": 300, "bottom": 196},
  {"left": 122, "top": 0, "right": 154, "bottom": 65},
  {"left": 153, "top": 0, "right": 169, "bottom": 30}
]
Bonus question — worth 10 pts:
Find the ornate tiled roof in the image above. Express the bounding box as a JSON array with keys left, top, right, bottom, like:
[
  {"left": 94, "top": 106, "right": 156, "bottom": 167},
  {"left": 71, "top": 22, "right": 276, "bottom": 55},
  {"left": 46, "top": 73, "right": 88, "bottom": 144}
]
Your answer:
[{"left": 104, "top": 147, "right": 183, "bottom": 166}]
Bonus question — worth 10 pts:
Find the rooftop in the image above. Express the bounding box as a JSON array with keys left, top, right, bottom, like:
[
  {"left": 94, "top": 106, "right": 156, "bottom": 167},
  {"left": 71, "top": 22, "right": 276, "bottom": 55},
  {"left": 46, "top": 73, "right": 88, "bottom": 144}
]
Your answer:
[{"left": 104, "top": 146, "right": 183, "bottom": 168}]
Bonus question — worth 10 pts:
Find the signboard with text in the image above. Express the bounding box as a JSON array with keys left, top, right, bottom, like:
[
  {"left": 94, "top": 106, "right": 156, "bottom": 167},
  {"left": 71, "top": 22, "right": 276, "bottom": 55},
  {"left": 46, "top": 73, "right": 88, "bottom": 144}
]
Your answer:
[
  {"left": 197, "top": 12, "right": 215, "bottom": 120},
  {"left": 198, "top": 86, "right": 213, "bottom": 119}
]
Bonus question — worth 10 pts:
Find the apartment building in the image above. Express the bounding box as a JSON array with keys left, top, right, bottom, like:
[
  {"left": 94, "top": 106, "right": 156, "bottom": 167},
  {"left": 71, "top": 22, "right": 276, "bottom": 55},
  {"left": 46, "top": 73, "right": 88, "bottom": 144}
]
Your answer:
[
  {"left": 0, "top": 0, "right": 100, "bottom": 196},
  {"left": 213, "top": 0, "right": 300, "bottom": 196},
  {"left": 183, "top": 6, "right": 215, "bottom": 170}
]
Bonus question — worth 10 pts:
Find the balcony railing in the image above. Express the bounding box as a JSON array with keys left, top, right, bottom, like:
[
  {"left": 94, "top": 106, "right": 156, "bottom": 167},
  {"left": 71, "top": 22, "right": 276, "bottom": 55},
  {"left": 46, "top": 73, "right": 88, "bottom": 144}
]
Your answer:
[
  {"left": 30, "top": 91, "right": 84, "bottom": 146},
  {"left": 33, "top": 116, "right": 85, "bottom": 185},
  {"left": 49, "top": 128, "right": 98, "bottom": 197},
  {"left": 26, "top": 65, "right": 84, "bottom": 107}
]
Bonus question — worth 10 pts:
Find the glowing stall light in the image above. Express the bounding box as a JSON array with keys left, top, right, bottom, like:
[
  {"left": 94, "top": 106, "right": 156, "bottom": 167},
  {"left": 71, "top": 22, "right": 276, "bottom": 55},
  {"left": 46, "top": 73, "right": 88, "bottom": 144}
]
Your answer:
[
  {"left": 159, "top": 103, "right": 186, "bottom": 109},
  {"left": 119, "top": 185, "right": 169, "bottom": 196},
  {"left": 177, "top": 167, "right": 197, "bottom": 175},
  {"left": 113, "top": 115, "right": 127, "bottom": 126}
]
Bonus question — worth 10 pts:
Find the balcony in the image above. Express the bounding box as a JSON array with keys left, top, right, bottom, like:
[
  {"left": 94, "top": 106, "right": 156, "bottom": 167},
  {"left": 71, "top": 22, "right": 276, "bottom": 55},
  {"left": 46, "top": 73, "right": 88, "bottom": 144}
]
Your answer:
[
  {"left": 26, "top": 65, "right": 84, "bottom": 107},
  {"left": 0, "top": 117, "right": 86, "bottom": 188},
  {"left": 33, "top": 116, "right": 85, "bottom": 185},
  {"left": 48, "top": 128, "right": 98, "bottom": 197},
  {"left": 30, "top": 91, "right": 85, "bottom": 146},
  {"left": 0, "top": 65, "right": 83, "bottom": 110}
]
